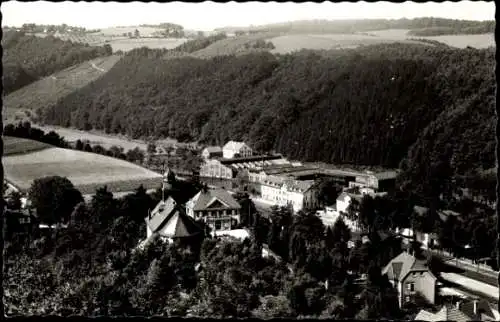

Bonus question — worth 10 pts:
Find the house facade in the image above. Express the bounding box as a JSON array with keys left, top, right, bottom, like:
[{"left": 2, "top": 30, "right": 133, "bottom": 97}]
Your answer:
[
  {"left": 199, "top": 159, "right": 235, "bottom": 179},
  {"left": 382, "top": 251, "right": 437, "bottom": 308},
  {"left": 201, "top": 146, "right": 223, "bottom": 160},
  {"left": 145, "top": 196, "right": 203, "bottom": 243},
  {"left": 260, "top": 176, "right": 320, "bottom": 213},
  {"left": 222, "top": 141, "right": 253, "bottom": 159},
  {"left": 186, "top": 188, "right": 241, "bottom": 231}
]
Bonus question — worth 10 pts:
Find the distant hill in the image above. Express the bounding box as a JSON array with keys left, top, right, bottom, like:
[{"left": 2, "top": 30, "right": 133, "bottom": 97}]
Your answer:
[
  {"left": 3, "top": 55, "right": 122, "bottom": 124},
  {"left": 39, "top": 43, "right": 495, "bottom": 204},
  {"left": 216, "top": 17, "right": 495, "bottom": 36},
  {"left": 2, "top": 30, "right": 113, "bottom": 94}
]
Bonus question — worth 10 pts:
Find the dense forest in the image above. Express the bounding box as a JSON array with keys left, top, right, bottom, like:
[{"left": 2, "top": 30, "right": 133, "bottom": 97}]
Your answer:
[
  {"left": 216, "top": 17, "right": 495, "bottom": 36},
  {"left": 2, "top": 30, "right": 113, "bottom": 94},
  {"left": 4, "top": 176, "right": 408, "bottom": 318},
  {"left": 41, "top": 43, "right": 495, "bottom": 205}
]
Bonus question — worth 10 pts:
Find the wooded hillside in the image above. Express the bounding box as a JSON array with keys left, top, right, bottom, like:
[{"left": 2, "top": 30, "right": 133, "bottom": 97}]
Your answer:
[
  {"left": 216, "top": 18, "right": 495, "bottom": 36},
  {"left": 41, "top": 43, "right": 495, "bottom": 203},
  {"left": 2, "top": 30, "right": 113, "bottom": 94}
]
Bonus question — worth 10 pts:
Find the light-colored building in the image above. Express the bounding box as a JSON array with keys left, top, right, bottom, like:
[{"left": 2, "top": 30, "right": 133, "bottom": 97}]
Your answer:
[
  {"left": 222, "top": 141, "right": 253, "bottom": 159},
  {"left": 145, "top": 196, "right": 203, "bottom": 243},
  {"left": 186, "top": 188, "right": 241, "bottom": 231},
  {"left": 199, "top": 159, "right": 235, "bottom": 179},
  {"left": 382, "top": 251, "right": 437, "bottom": 308},
  {"left": 201, "top": 146, "right": 223, "bottom": 160},
  {"left": 260, "top": 176, "right": 320, "bottom": 213}
]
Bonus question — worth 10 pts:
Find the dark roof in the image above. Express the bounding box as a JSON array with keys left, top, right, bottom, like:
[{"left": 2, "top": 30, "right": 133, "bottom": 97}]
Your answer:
[
  {"left": 460, "top": 299, "right": 496, "bottom": 320},
  {"left": 188, "top": 188, "right": 241, "bottom": 211},
  {"left": 382, "top": 251, "right": 435, "bottom": 282},
  {"left": 146, "top": 197, "right": 202, "bottom": 238},
  {"left": 416, "top": 300, "right": 496, "bottom": 322},
  {"left": 203, "top": 146, "right": 222, "bottom": 153},
  {"left": 220, "top": 154, "right": 283, "bottom": 164}
]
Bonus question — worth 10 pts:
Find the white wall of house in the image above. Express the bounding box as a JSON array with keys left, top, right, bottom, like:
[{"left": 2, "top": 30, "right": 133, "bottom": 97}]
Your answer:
[
  {"left": 222, "top": 143, "right": 252, "bottom": 159},
  {"left": 200, "top": 159, "right": 233, "bottom": 179},
  {"left": 336, "top": 196, "right": 352, "bottom": 214}
]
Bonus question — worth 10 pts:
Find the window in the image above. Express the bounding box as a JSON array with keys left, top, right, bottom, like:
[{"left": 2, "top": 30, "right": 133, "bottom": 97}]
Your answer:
[
  {"left": 405, "top": 296, "right": 410, "bottom": 303},
  {"left": 406, "top": 283, "right": 415, "bottom": 292},
  {"left": 215, "top": 221, "right": 222, "bottom": 230}
]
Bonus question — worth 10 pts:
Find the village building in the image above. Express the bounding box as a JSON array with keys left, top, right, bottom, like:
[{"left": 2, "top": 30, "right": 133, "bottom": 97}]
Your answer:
[
  {"left": 199, "top": 154, "right": 288, "bottom": 179},
  {"left": 222, "top": 141, "right": 253, "bottom": 159},
  {"left": 201, "top": 146, "right": 223, "bottom": 160},
  {"left": 415, "top": 299, "right": 499, "bottom": 322},
  {"left": 348, "top": 170, "right": 398, "bottom": 192},
  {"left": 185, "top": 187, "right": 241, "bottom": 231},
  {"left": 145, "top": 196, "right": 203, "bottom": 243},
  {"left": 260, "top": 176, "right": 320, "bottom": 213},
  {"left": 382, "top": 251, "right": 437, "bottom": 308}
]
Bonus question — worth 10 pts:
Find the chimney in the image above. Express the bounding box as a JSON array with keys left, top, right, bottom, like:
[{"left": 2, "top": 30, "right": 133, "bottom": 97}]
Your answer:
[{"left": 473, "top": 299, "right": 478, "bottom": 315}]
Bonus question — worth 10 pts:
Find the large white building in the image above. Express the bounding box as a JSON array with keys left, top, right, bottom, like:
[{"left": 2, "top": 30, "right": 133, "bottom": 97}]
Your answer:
[
  {"left": 222, "top": 141, "right": 253, "bottom": 159},
  {"left": 260, "top": 176, "right": 320, "bottom": 213}
]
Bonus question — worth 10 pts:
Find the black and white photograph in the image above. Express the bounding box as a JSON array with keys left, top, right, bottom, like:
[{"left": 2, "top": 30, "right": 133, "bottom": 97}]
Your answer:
[{"left": 0, "top": 0, "right": 497, "bottom": 319}]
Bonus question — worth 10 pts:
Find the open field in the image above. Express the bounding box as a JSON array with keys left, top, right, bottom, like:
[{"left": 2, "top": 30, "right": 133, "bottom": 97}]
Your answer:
[
  {"left": 361, "top": 29, "right": 494, "bottom": 48},
  {"left": 31, "top": 31, "right": 189, "bottom": 52},
  {"left": 3, "top": 136, "right": 53, "bottom": 156},
  {"left": 3, "top": 55, "right": 122, "bottom": 124},
  {"left": 423, "top": 33, "right": 494, "bottom": 48},
  {"left": 91, "top": 26, "right": 165, "bottom": 36},
  {"left": 190, "top": 32, "right": 281, "bottom": 58},
  {"left": 268, "top": 33, "right": 429, "bottom": 54},
  {"left": 107, "top": 37, "right": 188, "bottom": 52},
  {"left": 36, "top": 125, "right": 148, "bottom": 151},
  {"left": 3, "top": 145, "right": 163, "bottom": 194}
]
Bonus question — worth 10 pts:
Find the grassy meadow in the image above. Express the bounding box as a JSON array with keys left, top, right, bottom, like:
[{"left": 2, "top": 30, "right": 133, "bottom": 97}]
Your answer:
[
  {"left": 3, "top": 55, "right": 122, "bottom": 124},
  {"left": 3, "top": 142, "right": 163, "bottom": 193}
]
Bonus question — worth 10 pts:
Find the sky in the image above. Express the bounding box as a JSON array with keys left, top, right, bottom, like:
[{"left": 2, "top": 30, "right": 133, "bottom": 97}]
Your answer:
[{"left": 1, "top": 1, "right": 495, "bottom": 31}]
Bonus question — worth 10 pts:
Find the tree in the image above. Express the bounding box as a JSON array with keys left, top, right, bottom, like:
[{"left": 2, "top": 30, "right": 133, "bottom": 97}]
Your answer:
[
  {"left": 75, "top": 139, "right": 84, "bottom": 150},
  {"left": 29, "top": 176, "right": 83, "bottom": 225}
]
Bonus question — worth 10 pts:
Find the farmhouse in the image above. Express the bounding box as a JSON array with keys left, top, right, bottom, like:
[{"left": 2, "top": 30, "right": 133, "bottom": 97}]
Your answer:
[
  {"left": 382, "top": 251, "right": 437, "bottom": 308},
  {"left": 145, "top": 196, "right": 203, "bottom": 243},
  {"left": 185, "top": 187, "right": 241, "bottom": 231},
  {"left": 201, "top": 146, "right": 223, "bottom": 160},
  {"left": 222, "top": 141, "right": 253, "bottom": 159},
  {"left": 260, "top": 176, "right": 320, "bottom": 213}
]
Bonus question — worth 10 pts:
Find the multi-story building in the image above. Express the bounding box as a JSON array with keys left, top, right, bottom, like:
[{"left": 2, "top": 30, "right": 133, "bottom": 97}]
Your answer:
[
  {"left": 185, "top": 188, "right": 241, "bottom": 231},
  {"left": 382, "top": 251, "right": 437, "bottom": 308},
  {"left": 145, "top": 196, "right": 203, "bottom": 243},
  {"left": 222, "top": 141, "right": 253, "bottom": 159},
  {"left": 260, "top": 176, "right": 320, "bottom": 213}
]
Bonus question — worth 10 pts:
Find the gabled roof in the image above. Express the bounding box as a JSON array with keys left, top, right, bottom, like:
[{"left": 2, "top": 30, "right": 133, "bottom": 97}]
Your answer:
[
  {"left": 460, "top": 300, "right": 496, "bottom": 321},
  {"left": 145, "top": 197, "right": 202, "bottom": 239},
  {"left": 283, "top": 179, "right": 317, "bottom": 193},
  {"left": 203, "top": 146, "right": 222, "bottom": 153},
  {"left": 382, "top": 251, "right": 434, "bottom": 282},
  {"left": 223, "top": 141, "right": 248, "bottom": 151},
  {"left": 189, "top": 188, "right": 241, "bottom": 211},
  {"left": 415, "top": 303, "right": 485, "bottom": 322}
]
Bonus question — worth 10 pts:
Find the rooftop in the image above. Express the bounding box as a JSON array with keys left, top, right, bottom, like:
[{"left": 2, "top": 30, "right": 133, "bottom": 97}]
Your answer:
[
  {"left": 382, "top": 251, "right": 434, "bottom": 282},
  {"left": 189, "top": 188, "right": 241, "bottom": 211}
]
